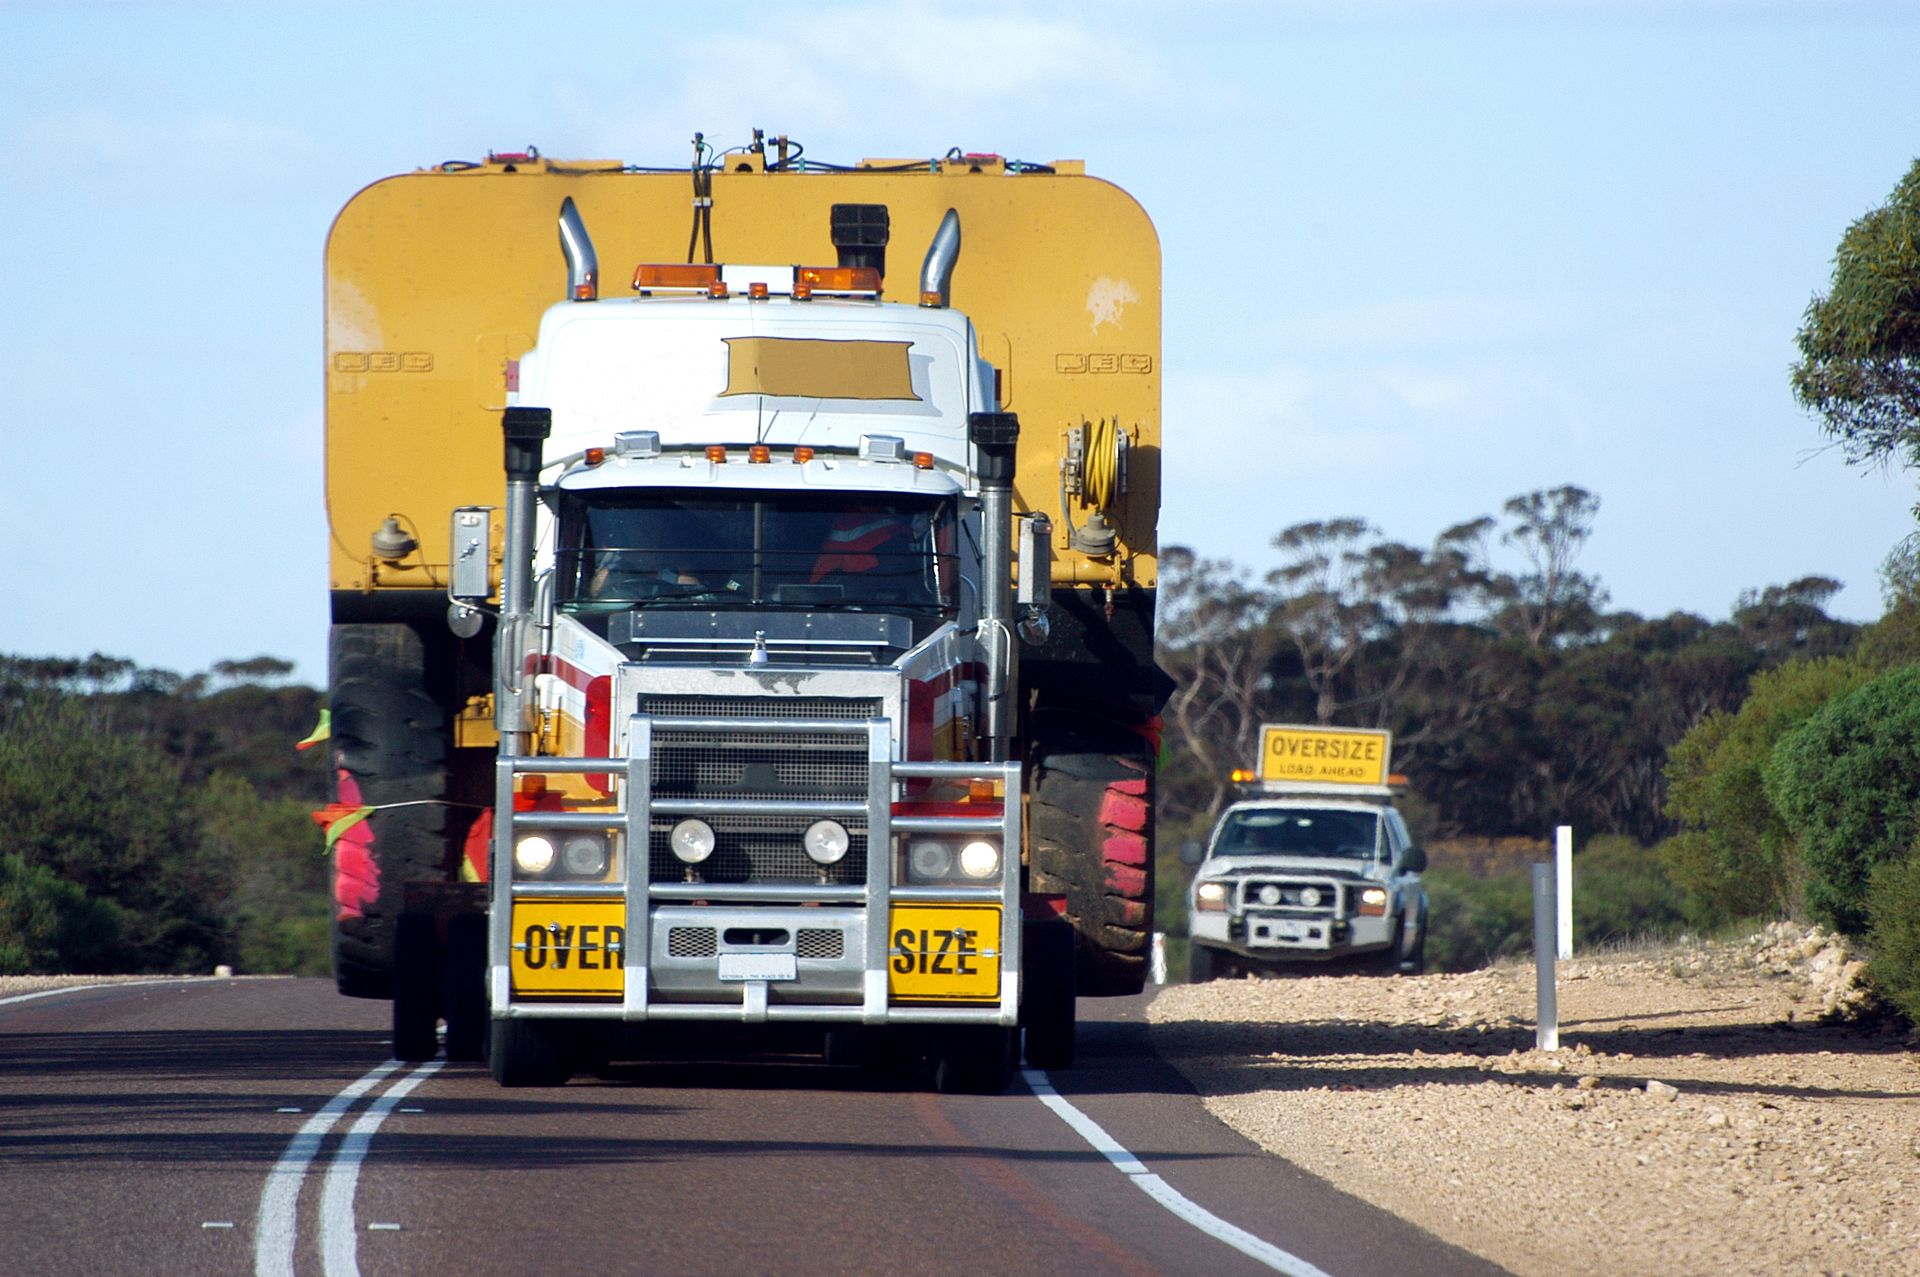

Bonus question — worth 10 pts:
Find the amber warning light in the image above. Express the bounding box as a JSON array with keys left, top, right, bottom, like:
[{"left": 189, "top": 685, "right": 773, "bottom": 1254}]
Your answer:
[{"left": 633, "top": 263, "right": 722, "bottom": 291}]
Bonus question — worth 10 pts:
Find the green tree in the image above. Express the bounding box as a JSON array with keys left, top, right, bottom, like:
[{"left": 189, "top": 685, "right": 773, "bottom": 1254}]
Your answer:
[
  {"left": 0, "top": 854, "right": 128, "bottom": 974},
  {"left": 0, "top": 693, "right": 232, "bottom": 970},
  {"left": 1792, "top": 159, "right": 1920, "bottom": 469},
  {"left": 1662, "top": 656, "right": 1869, "bottom": 925},
  {"left": 1766, "top": 663, "right": 1920, "bottom": 935}
]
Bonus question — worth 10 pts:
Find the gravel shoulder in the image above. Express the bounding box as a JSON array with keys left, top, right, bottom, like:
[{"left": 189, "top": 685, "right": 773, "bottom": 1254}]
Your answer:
[{"left": 1147, "top": 924, "right": 1920, "bottom": 1277}]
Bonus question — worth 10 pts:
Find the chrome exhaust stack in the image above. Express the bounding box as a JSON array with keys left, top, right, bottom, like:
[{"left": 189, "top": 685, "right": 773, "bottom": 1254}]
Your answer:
[
  {"left": 918, "top": 208, "right": 960, "bottom": 308},
  {"left": 558, "top": 197, "right": 598, "bottom": 301}
]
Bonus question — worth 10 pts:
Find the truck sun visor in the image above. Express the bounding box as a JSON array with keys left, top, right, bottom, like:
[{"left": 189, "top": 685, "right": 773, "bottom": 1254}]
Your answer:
[{"left": 718, "top": 337, "right": 919, "bottom": 401}]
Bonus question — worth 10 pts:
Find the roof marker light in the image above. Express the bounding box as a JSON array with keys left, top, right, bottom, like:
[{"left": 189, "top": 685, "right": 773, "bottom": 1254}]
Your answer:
[
  {"left": 794, "top": 265, "right": 882, "bottom": 294},
  {"left": 912, "top": 451, "right": 934, "bottom": 470},
  {"left": 584, "top": 447, "right": 605, "bottom": 465},
  {"left": 792, "top": 446, "right": 815, "bottom": 463},
  {"left": 748, "top": 445, "right": 771, "bottom": 463},
  {"left": 706, "top": 280, "right": 729, "bottom": 299},
  {"left": 705, "top": 445, "right": 727, "bottom": 463},
  {"left": 748, "top": 281, "right": 769, "bottom": 300},
  {"left": 632, "top": 263, "right": 721, "bottom": 291}
]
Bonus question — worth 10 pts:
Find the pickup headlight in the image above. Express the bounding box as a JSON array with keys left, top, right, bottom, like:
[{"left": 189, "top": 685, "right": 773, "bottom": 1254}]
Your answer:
[
  {"left": 1194, "top": 880, "right": 1229, "bottom": 912},
  {"left": 1358, "top": 886, "right": 1389, "bottom": 917}
]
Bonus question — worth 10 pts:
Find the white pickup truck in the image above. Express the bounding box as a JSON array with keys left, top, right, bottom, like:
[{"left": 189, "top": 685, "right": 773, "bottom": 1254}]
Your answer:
[{"left": 1184, "top": 726, "right": 1428, "bottom": 980}]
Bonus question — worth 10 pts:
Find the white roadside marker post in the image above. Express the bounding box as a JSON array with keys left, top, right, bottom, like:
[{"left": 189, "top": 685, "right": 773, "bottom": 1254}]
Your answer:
[
  {"left": 1533, "top": 863, "right": 1559, "bottom": 1051},
  {"left": 1150, "top": 931, "right": 1167, "bottom": 985},
  {"left": 1556, "top": 825, "right": 1574, "bottom": 961}
]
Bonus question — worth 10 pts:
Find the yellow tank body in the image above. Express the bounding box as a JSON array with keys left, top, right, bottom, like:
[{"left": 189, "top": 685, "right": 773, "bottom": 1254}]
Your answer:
[{"left": 324, "top": 151, "right": 1160, "bottom": 605}]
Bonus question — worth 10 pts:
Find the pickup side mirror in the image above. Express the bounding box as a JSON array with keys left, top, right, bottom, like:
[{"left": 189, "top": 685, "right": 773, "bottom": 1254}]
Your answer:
[
  {"left": 1179, "top": 839, "right": 1204, "bottom": 867},
  {"left": 1401, "top": 845, "right": 1427, "bottom": 874}
]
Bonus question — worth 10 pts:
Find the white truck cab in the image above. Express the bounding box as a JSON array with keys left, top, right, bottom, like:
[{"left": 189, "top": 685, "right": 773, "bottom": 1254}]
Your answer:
[{"left": 1185, "top": 726, "right": 1428, "bottom": 980}]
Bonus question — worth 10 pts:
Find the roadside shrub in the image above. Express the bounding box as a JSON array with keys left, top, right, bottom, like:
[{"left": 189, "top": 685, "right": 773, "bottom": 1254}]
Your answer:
[
  {"left": 1572, "top": 835, "right": 1688, "bottom": 948},
  {"left": 1864, "top": 849, "right": 1920, "bottom": 1027},
  {"left": 1766, "top": 663, "right": 1920, "bottom": 935},
  {"left": 0, "top": 854, "right": 128, "bottom": 973},
  {"left": 1423, "top": 867, "right": 1533, "bottom": 972},
  {"left": 1663, "top": 656, "right": 1868, "bottom": 926}
]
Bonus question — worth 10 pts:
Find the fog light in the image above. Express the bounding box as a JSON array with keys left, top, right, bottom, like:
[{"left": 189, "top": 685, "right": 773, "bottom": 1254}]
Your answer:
[
  {"left": 671, "top": 819, "right": 716, "bottom": 864},
  {"left": 1300, "top": 886, "right": 1323, "bottom": 908},
  {"left": 803, "top": 820, "right": 851, "bottom": 865},
  {"left": 560, "top": 834, "right": 609, "bottom": 877},
  {"left": 1258, "top": 884, "right": 1281, "bottom": 906},
  {"left": 958, "top": 840, "right": 999, "bottom": 879},
  {"left": 514, "top": 834, "right": 556, "bottom": 876},
  {"left": 908, "top": 840, "right": 952, "bottom": 880}
]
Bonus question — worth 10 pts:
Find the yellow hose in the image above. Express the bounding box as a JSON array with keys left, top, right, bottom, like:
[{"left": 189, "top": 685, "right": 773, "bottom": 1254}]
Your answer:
[{"left": 1081, "top": 417, "right": 1119, "bottom": 511}]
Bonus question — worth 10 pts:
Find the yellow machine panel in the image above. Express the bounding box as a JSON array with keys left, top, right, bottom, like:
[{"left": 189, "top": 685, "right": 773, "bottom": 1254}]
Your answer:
[{"left": 324, "top": 153, "right": 1161, "bottom": 603}]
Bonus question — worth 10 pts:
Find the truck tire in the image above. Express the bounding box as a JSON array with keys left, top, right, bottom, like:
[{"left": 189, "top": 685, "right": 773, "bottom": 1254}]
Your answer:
[
  {"left": 441, "top": 912, "right": 488, "bottom": 1062},
  {"left": 1020, "top": 917, "right": 1077, "bottom": 1070},
  {"left": 932, "top": 1025, "right": 1018, "bottom": 1095},
  {"left": 328, "top": 622, "right": 455, "bottom": 1000},
  {"left": 488, "top": 1016, "right": 575, "bottom": 1087},
  {"left": 1396, "top": 906, "right": 1428, "bottom": 976},
  {"left": 1028, "top": 710, "right": 1154, "bottom": 998},
  {"left": 1188, "top": 940, "right": 1221, "bottom": 984},
  {"left": 390, "top": 910, "right": 442, "bottom": 1062}
]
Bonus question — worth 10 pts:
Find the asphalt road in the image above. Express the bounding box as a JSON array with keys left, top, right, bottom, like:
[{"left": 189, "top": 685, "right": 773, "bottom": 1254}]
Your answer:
[{"left": 0, "top": 977, "right": 1509, "bottom": 1277}]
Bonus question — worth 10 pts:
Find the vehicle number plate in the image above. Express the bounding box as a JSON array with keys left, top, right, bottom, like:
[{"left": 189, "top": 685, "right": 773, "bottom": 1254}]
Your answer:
[
  {"left": 510, "top": 898, "right": 626, "bottom": 998},
  {"left": 1272, "top": 918, "right": 1310, "bottom": 941},
  {"left": 888, "top": 905, "right": 1000, "bottom": 1002},
  {"left": 718, "top": 952, "right": 797, "bottom": 982}
]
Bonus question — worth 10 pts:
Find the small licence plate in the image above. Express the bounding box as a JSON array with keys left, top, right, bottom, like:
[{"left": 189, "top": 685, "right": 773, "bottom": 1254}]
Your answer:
[
  {"left": 888, "top": 905, "right": 1001, "bottom": 1003},
  {"left": 510, "top": 899, "right": 626, "bottom": 998},
  {"left": 718, "top": 952, "right": 797, "bottom": 982}
]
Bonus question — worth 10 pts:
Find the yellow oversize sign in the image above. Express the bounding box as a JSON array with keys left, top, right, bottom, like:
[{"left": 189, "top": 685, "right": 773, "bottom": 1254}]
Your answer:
[
  {"left": 1259, "top": 725, "right": 1392, "bottom": 786},
  {"left": 888, "top": 905, "right": 1001, "bottom": 1002},
  {"left": 510, "top": 898, "right": 626, "bottom": 998}
]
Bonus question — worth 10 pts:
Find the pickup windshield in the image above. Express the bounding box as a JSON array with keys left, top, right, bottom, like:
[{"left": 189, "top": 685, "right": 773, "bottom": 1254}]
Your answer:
[
  {"left": 1212, "top": 808, "right": 1382, "bottom": 860},
  {"left": 555, "top": 490, "right": 957, "bottom": 616}
]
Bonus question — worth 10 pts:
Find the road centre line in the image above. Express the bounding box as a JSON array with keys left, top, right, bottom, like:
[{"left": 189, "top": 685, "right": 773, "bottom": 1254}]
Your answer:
[
  {"left": 320, "top": 1060, "right": 443, "bottom": 1277},
  {"left": 1021, "top": 1069, "right": 1337, "bottom": 1277},
  {"left": 254, "top": 1061, "right": 402, "bottom": 1277}
]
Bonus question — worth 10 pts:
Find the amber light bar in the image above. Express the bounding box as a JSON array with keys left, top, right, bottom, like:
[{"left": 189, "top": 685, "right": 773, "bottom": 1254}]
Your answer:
[{"left": 633, "top": 263, "right": 722, "bottom": 291}]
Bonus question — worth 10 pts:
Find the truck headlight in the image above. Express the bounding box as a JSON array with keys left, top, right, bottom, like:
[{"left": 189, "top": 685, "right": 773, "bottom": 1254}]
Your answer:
[
  {"left": 1194, "top": 881, "right": 1228, "bottom": 912},
  {"left": 958, "top": 840, "right": 1000, "bottom": 879},
  {"left": 515, "top": 834, "right": 556, "bottom": 876},
  {"left": 803, "top": 820, "right": 851, "bottom": 865},
  {"left": 908, "top": 839, "right": 953, "bottom": 880},
  {"left": 1358, "top": 886, "right": 1389, "bottom": 917},
  {"left": 670, "top": 818, "right": 716, "bottom": 864},
  {"left": 560, "top": 833, "right": 610, "bottom": 878}
]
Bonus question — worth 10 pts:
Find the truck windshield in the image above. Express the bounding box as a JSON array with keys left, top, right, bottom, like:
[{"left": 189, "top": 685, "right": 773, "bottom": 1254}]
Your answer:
[
  {"left": 1213, "top": 809, "right": 1381, "bottom": 860},
  {"left": 555, "top": 490, "right": 957, "bottom": 616}
]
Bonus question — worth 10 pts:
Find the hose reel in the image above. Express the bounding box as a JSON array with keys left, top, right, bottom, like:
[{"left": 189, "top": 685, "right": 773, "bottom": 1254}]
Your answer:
[{"left": 1060, "top": 417, "right": 1129, "bottom": 556}]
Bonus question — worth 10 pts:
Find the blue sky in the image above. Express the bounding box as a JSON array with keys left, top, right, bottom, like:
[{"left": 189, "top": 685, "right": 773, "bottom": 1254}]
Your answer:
[{"left": 2, "top": 1, "right": 1917, "bottom": 684}]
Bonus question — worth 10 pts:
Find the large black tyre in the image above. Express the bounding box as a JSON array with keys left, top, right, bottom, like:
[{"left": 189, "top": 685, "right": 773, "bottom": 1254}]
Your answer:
[
  {"left": 391, "top": 911, "right": 442, "bottom": 1062},
  {"left": 1396, "top": 904, "right": 1429, "bottom": 976},
  {"left": 1188, "top": 940, "right": 1222, "bottom": 984},
  {"left": 328, "top": 623, "right": 456, "bottom": 1000},
  {"left": 1020, "top": 917, "right": 1077, "bottom": 1070},
  {"left": 441, "top": 912, "right": 488, "bottom": 1062},
  {"left": 488, "top": 1016, "right": 575, "bottom": 1088},
  {"left": 1028, "top": 710, "right": 1155, "bottom": 997},
  {"left": 932, "top": 1025, "right": 1018, "bottom": 1095}
]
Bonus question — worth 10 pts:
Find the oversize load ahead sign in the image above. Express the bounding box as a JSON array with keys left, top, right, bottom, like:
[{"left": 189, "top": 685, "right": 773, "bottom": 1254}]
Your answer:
[{"left": 1260, "top": 725, "right": 1392, "bottom": 786}]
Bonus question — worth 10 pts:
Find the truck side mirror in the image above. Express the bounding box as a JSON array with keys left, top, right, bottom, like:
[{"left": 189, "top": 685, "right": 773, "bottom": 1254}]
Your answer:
[
  {"left": 1402, "top": 845, "right": 1427, "bottom": 874},
  {"left": 1179, "top": 839, "right": 1203, "bottom": 866}
]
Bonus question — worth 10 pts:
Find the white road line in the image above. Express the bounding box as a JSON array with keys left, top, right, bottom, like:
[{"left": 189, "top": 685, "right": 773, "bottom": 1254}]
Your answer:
[
  {"left": 320, "top": 1061, "right": 442, "bottom": 1277},
  {"left": 1021, "top": 1068, "right": 1338, "bottom": 1277},
  {"left": 253, "top": 1062, "right": 402, "bottom": 1277},
  {"left": 0, "top": 978, "right": 220, "bottom": 1008}
]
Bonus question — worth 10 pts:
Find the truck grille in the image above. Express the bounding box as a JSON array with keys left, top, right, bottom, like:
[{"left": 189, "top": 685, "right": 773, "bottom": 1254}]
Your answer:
[{"left": 639, "top": 695, "right": 879, "bottom": 884}]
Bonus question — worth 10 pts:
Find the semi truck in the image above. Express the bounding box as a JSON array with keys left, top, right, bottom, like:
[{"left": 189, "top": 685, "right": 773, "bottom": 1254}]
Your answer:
[
  {"left": 321, "top": 136, "right": 1167, "bottom": 1090},
  {"left": 1185, "top": 725, "right": 1428, "bottom": 981}
]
